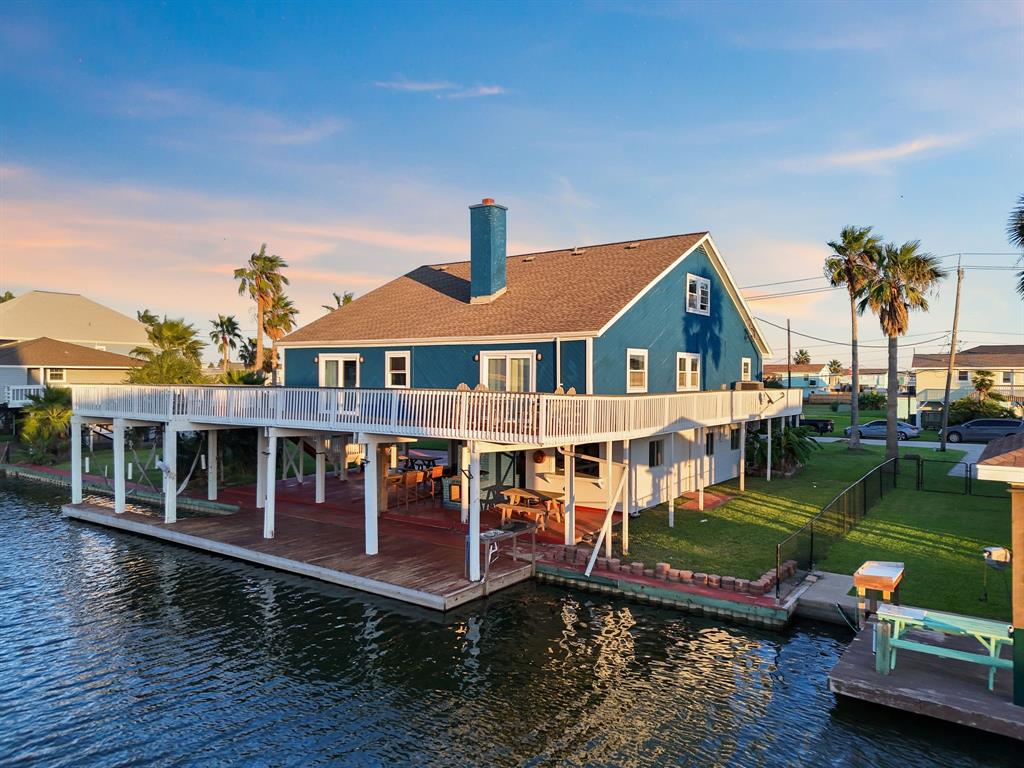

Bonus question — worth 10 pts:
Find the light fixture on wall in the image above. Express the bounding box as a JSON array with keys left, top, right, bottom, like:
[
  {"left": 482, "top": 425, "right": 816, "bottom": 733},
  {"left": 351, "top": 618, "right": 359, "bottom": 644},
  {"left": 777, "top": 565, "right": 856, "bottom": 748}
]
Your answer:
[
  {"left": 473, "top": 353, "right": 480, "bottom": 362},
  {"left": 536, "top": 352, "right": 543, "bottom": 361},
  {"left": 359, "top": 355, "right": 365, "bottom": 363},
  {"left": 314, "top": 355, "right": 319, "bottom": 364}
]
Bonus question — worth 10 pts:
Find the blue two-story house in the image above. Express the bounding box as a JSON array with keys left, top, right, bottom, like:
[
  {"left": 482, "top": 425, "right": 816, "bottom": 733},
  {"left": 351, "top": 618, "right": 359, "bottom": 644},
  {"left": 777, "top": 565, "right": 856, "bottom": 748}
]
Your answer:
[{"left": 280, "top": 198, "right": 784, "bottom": 515}]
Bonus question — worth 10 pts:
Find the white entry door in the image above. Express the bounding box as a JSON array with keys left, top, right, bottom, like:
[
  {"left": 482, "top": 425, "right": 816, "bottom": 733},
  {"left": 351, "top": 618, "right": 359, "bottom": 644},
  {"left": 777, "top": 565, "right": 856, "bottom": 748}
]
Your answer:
[
  {"left": 320, "top": 354, "right": 360, "bottom": 388},
  {"left": 479, "top": 351, "right": 535, "bottom": 392}
]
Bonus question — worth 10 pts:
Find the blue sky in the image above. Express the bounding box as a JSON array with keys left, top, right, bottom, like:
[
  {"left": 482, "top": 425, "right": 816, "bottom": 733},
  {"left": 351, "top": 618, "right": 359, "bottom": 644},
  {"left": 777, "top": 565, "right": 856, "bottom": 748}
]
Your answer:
[{"left": 1, "top": 0, "right": 1022, "bottom": 367}]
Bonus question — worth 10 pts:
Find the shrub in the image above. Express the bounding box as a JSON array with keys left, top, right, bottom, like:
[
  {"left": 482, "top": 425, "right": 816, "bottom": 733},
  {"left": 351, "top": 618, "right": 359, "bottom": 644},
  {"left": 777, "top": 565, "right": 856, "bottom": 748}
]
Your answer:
[
  {"left": 859, "top": 391, "right": 886, "bottom": 410},
  {"left": 830, "top": 402, "right": 839, "bottom": 412},
  {"left": 746, "top": 425, "right": 821, "bottom": 473}
]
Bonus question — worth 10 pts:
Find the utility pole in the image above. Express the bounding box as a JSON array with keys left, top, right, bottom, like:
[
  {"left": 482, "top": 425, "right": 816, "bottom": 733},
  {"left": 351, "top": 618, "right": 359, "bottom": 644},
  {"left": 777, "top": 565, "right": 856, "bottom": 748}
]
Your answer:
[
  {"left": 787, "top": 318, "right": 792, "bottom": 390},
  {"left": 939, "top": 260, "right": 964, "bottom": 452}
]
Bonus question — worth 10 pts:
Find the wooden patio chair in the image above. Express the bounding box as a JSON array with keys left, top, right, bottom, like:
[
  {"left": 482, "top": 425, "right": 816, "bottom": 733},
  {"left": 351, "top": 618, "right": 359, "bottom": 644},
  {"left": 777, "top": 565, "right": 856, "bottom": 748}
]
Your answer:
[
  {"left": 401, "top": 471, "right": 425, "bottom": 511},
  {"left": 427, "top": 465, "right": 445, "bottom": 505}
]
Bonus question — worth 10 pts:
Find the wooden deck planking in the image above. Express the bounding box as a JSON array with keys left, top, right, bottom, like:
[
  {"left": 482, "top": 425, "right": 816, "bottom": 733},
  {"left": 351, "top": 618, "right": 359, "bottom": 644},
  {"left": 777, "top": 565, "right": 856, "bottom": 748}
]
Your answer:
[
  {"left": 829, "top": 624, "right": 1024, "bottom": 741},
  {"left": 62, "top": 494, "right": 533, "bottom": 610}
]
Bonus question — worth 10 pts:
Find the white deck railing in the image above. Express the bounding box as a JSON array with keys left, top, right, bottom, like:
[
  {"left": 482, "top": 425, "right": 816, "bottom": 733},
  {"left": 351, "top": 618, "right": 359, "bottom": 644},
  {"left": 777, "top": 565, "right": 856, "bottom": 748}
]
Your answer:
[
  {"left": 72, "top": 385, "right": 803, "bottom": 446},
  {"left": 3, "top": 385, "right": 49, "bottom": 408},
  {"left": 917, "top": 385, "right": 1023, "bottom": 404}
]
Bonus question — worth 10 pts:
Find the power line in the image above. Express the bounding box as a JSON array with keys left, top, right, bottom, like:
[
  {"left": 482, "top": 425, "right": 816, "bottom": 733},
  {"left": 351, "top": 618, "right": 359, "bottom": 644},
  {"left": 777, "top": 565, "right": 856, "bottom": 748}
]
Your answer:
[
  {"left": 739, "top": 276, "right": 826, "bottom": 290},
  {"left": 754, "top": 315, "right": 950, "bottom": 349}
]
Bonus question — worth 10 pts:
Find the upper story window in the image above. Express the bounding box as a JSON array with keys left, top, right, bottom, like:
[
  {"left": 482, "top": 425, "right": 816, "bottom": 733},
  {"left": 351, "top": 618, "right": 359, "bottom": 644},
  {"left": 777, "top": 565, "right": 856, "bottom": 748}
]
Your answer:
[
  {"left": 385, "top": 351, "right": 410, "bottom": 389},
  {"left": 1002, "top": 371, "right": 1013, "bottom": 384},
  {"left": 626, "top": 349, "right": 648, "bottom": 393},
  {"left": 686, "top": 273, "right": 710, "bottom": 316},
  {"left": 480, "top": 351, "right": 534, "bottom": 392},
  {"left": 741, "top": 357, "right": 752, "bottom": 382},
  {"left": 957, "top": 370, "right": 969, "bottom": 382},
  {"left": 677, "top": 352, "right": 700, "bottom": 392},
  {"left": 47, "top": 368, "right": 66, "bottom": 383},
  {"left": 320, "top": 354, "right": 360, "bottom": 388}
]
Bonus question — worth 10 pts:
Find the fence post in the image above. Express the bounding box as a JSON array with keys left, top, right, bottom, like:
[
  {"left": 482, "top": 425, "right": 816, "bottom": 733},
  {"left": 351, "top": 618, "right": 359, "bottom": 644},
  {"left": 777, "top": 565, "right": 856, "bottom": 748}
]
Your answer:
[
  {"left": 775, "top": 544, "right": 781, "bottom": 600},
  {"left": 917, "top": 457, "right": 922, "bottom": 491},
  {"left": 966, "top": 463, "right": 971, "bottom": 495},
  {"left": 809, "top": 521, "right": 815, "bottom": 571}
]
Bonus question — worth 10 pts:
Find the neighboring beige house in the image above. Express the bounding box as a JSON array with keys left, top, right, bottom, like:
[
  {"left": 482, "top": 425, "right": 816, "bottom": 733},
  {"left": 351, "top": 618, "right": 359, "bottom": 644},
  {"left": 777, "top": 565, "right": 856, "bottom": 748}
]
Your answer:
[
  {"left": 913, "top": 345, "right": 1024, "bottom": 428},
  {"left": 0, "top": 290, "right": 151, "bottom": 356},
  {"left": 0, "top": 337, "right": 142, "bottom": 406}
]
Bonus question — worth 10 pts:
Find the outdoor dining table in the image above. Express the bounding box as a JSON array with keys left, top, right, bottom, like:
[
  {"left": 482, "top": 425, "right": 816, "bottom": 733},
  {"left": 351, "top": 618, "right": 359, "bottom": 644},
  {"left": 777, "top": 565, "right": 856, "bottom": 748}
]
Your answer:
[{"left": 499, "top": 488, "right": 566, "bottom": 523}]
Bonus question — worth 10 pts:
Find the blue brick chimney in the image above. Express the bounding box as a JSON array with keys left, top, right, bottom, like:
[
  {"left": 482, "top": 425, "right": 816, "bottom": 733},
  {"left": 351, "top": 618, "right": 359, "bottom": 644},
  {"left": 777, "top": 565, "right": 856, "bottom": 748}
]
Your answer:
[{"left": 469, "top": 198, "right": 507, "bottom": 304}]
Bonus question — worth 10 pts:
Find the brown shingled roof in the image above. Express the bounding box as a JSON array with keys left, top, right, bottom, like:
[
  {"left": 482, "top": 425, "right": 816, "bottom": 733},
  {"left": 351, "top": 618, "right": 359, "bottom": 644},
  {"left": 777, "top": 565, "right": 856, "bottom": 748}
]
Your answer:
[
  {"left": 978, "top": 432, "right": 1024, "bottom": 468},
  {"left": 912, "top": 345, "right": 1024, "bottom": 370},
  {"left": 0, "top": 337, "right": 142, "bottom": 367},
  {"left": 283, "top": 233, "right": 708, "bottom": 343},
  {"left": 764, "top": 363, "right": 825, "bottom": 375}
]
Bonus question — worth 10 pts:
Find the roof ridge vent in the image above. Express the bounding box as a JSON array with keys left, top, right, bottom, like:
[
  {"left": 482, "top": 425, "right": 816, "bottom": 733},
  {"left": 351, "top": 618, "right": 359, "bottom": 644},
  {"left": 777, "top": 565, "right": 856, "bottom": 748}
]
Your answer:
[
  {"left": 625, "top": 242, "right": 640, "bottom": 250},
  {"left": 571, "top": 246, "right": 586, "bottom": 255},
  {"left": 521, "top": 255, "right": 536, "bottom": 263},
  {"left": 436, "top": 265, "right": 449, "bottom": 271}
]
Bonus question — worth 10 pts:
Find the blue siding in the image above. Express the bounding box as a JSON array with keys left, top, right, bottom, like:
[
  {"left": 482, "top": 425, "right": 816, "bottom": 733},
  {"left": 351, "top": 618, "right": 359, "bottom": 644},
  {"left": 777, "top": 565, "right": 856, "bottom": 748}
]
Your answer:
[
  {"left": 285, "top": 342, "right": 558, "bottom": 391},
  {"left": 593, "top": 246, "right": 762, "bottom": 394},
  {"left": 559, "top": 339, "right": 586, "bottom": 392}
]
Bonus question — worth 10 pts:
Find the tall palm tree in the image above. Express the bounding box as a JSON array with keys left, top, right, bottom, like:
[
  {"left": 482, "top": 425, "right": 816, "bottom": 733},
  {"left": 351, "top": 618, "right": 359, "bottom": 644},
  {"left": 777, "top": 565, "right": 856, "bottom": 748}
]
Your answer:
[
  {"left": 1007, "top": 194, "right": 1024, "bottom": 298},
  {"left": 132, "top": 317, "right": 204, "bottom": 362},
  {"left": 827, "top": 359, "right": 844, "bottom": 390},
  {"left": 793, "top": 349, "right": 811, "bottom": 364},
  {"left": 824, "top": 225, "right": 882, "bottom": 451},
  {"left": 264, "top": 294, "right": 299, "bottom": 384},
  {"left": 209, "top": 314, "right": 243, "bottom": 373},
  {"left": 234, "top": 244, "right": 289, "bottom": 372},
  {"left": 322, "top": 291, "right": 354, "bottom": 312},
  {"left": 860, "top": 241, "right": 946, "bottom": 459}
]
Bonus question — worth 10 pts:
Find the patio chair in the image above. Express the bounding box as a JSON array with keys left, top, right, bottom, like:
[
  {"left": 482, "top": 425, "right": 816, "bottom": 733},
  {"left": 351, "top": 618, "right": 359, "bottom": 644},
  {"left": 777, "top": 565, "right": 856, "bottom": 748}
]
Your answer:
[
  {"left": 427, "top": 465, "right": 445, "bottom": 505},
  {"left": 401, "top": 471, "right": 425, "bottom": 511}
]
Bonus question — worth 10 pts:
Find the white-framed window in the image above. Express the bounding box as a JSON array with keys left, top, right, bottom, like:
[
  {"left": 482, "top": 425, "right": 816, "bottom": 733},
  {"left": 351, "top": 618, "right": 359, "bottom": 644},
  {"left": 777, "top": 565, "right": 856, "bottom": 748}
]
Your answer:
[
  {"left": 741, "top": 357, "right": 752, "bottom": 382},
  {"left": 319, "top": 353, "right": 360, "bottom": 388},
  {"left": 1002, "top": 371, "right": 1012, "bottom": 384},
  {"left": 957, "top": 370, "right": 969, "bottom": 382},
  {"left": 676, "top": 352, "right": 700, "bottom": 392},
  {"left": 385, "top": 351, "right": 410, "bottom": 389},
  {"left": 626, "top": 348, "right": 648, "bottom": 393},
  {"left": 46, "top": 368, "right": 66, "bottom": 383},
  {"left": 686, "top": 273, "right": 710, "bottom": 316},
  {"left": 480, "top": 350, "right": 535, "bottom": 392},
  {"left": 648, "top": 439, "right": 663, "bottom": 467}
]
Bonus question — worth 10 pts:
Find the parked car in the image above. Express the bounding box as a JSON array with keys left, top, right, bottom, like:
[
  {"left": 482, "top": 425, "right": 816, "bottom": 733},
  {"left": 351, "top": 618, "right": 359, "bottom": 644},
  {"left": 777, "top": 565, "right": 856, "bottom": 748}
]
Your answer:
[
  {"left": 938, "top": 419, "right": 1024, "bottom": 444},
  {"left": 799, "top": 417, "right": 834, "bottom": 435},
  {"left": 843, "top": 419, "right": 920, "bottom": 440}
]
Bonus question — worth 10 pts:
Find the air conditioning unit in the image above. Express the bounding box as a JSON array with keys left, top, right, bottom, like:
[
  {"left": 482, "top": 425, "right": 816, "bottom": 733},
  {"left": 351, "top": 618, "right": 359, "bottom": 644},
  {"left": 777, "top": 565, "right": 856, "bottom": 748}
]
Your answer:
[{"left": 733, "top": 380, "right": 764, "bottom": 391}]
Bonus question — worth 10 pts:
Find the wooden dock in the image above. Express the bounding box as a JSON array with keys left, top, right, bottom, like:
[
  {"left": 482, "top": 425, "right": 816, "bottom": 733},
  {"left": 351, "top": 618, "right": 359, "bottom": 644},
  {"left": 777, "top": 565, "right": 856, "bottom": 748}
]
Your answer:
[
  {"left": 829, "top": 624, "right": 1024, "bottom": 741},
  {"left": 61, "top": 486, "right": 535, "bottom": 611}
]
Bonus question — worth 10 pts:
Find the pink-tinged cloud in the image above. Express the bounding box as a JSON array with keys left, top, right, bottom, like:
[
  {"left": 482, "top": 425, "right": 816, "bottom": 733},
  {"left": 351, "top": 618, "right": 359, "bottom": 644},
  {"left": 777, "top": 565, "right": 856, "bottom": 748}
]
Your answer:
[{"left": 778, "top": 133, "right": 969, "bottom": 173}]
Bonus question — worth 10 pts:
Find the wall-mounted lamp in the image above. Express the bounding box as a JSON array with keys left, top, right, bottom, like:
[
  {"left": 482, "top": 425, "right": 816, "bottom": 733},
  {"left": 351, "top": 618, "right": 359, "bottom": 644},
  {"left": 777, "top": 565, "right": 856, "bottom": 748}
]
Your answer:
[
  {"left": 536, "top": 352, "right": 543, "bottom": 361},
  {"left": 359, "top": 355, "right": 365, "bottom": 363},
  {"left": 473, "top": 353, "right": 480, "bottom": 362},
  {"left": 314, "top": 355, "right": 319, "bottom": 364}
]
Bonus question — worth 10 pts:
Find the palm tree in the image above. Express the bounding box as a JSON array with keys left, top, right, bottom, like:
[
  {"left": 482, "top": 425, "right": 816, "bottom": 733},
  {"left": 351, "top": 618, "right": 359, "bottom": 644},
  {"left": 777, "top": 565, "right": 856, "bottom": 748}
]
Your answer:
[
  {"left": 209, "top": 314, "right": 243, "bottom": 373},
  {"left": 132, "top": 318, "right": 204, "bottom": 363},
  {"left": 793, "top": 349, "right": 811, "bottom": 365},
  {"left": 972, "top": 370, "right": 995, "bottom": 399},
  {"left": 136, "top": 308, "right": 159, "bottom": 326},
  {"left": 827, "top": 359, "right": 844, "bottom": 390},
  {"left": 825, "top": 225, "right": 883, "bottom": 451},
  {"left": 0, "top": 290, "right": 15, "bottom": 303},
  {"left": 322, "top": 291, "right": 354, "bottom": 312},
  {"left": 264, "top": 294, "right": 299, "bottom": 384},
  {"left": 21, "top": 386, "right": 73, "bottom": 462},
  {"left": 1007, "top": 195, "right": 1024, "bottom": 299},
  {"left": 860, "top": 241, "right": 946, "bottom": 459},
  {"left": 234, "top": 244, "right": 289, "bottom": 372}
]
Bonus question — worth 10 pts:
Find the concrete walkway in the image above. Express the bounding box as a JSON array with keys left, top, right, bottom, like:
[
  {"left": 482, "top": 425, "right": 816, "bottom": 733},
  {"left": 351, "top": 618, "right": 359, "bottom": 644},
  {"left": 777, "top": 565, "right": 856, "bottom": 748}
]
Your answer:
[{"left": 794, "top": 571, "right": 859, "bottom": 626}]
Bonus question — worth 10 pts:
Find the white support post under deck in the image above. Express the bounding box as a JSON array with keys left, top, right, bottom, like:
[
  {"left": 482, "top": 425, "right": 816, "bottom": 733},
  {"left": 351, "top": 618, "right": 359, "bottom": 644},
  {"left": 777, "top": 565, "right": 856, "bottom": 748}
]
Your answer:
[
  {"left": 113, "top": 418, "right": 126, "bottom": 514},
  {"left": 207, "top": 429, "right": 218, "bottom": 501},
  {"left": 604, "top": 440, "right": 613, "bottom": 558},
  {"left": 363, "top": 441, "right": 380, "bottom": 555},
  {"left": 70, "top": 416, "right": 83, "bottom": 504},
  {"left": 315, "top": 435, "right": 326, "bottom": 504},
  {"left": 622, "top": 439, "right": 630, "bottom": 556},
  {"left": 739, "top": 422, "right": 746, "bottom": 492},
  {"left": 256, "top": 431, "right": 268, "bottom": 509},
  {"left": 460, "top": 445, "right": 470, "bottom": 525},
  {"left": 697, "top": 428, "right": 705, "bottom": 512},
  {"left": 163, "top": 425, "right": 177, "bottom": 524},
  {"left": 264, "top": 432, "right": 277, "bottom": 539},
  {"left": 668, "top": 433, "right": 676, "bottom": 528},
  {"left": 766, "top": 418, "right": 773, "bottom": 483},
  {"left": 468, "top": 448, "right": 481, "bottom": 581},
  {"left": 564, "top": 447, "right": 576, "bottom": 546}
]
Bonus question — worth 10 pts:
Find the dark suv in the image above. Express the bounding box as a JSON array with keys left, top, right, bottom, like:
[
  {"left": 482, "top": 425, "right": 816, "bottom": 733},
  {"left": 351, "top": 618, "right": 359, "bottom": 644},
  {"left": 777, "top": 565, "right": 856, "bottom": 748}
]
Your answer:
[{"left": 938, "top": 419, "right": 1024, "bottom": 443}]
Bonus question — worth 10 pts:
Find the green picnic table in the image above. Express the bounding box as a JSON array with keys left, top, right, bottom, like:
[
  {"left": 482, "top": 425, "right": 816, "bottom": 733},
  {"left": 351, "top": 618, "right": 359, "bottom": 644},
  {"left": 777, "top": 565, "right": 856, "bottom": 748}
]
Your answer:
[{"left": 873, "top": 603, "right": 1014, "bottom": 691}]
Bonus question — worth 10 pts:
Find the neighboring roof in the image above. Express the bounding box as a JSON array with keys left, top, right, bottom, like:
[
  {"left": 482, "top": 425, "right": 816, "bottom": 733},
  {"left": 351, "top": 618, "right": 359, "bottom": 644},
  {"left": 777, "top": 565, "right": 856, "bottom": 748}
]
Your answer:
[
  {"left": 764, "top": 363, "right": 826, "bottom": 375},
  {"left": 978, "top": 433, "right": 1024, "bottom": 468},
  {"left": 0, "top": 337, "right": 143, "bottom": 368},
  {"left": 912, "top": 344, "right": 1024, "bottom": 370},
  {"left": 282, "top": 233, "right": 772, "bottom": 354},
  {"left": 0, "top": 291, "right": 151, "bottom": 346}
]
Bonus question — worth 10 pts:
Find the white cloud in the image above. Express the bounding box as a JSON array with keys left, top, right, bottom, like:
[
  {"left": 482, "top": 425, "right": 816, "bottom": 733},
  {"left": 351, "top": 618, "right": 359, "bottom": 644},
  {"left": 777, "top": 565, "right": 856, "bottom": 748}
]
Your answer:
[
  {"left": 445, "top": 85, "right": 507, "bottom": 99},
  {"left": 374, "top": 78, "right": 507, "bottom": 99},
  {"left": 778, "top": 133, "right": 969, "bottom": 174}
]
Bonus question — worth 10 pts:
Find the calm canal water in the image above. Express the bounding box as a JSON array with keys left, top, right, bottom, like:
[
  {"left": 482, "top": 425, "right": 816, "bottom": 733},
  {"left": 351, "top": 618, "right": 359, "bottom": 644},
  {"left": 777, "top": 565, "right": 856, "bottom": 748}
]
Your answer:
[{"left": 0, "top": 479, "right": 1018, "bottom": 767}]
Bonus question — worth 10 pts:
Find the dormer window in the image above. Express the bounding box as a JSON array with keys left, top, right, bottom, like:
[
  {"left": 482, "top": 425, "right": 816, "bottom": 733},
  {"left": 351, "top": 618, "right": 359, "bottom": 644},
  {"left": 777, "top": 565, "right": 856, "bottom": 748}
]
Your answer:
[{"left": 686, "top": 274, "right": 710, "bottom": 315}]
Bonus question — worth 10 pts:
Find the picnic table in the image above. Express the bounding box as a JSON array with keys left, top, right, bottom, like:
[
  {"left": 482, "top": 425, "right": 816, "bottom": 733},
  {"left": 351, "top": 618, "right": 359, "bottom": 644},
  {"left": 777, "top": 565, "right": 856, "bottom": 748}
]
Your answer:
[
  {"left": 873, "top": 603, "right": 1014, "bottom": 690},
  {"left": 495, "top": 488, "right": 566, "bottom": 531}
]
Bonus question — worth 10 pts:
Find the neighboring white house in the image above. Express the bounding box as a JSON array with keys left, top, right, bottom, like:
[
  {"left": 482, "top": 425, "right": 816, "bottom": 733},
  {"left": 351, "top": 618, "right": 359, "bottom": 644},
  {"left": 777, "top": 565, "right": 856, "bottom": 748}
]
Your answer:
[
  {"left": 0, "top": 291, "right": 151, "bottom": 356},
  {"left": 0, "top": 337, "right": 142, "bottom": 406},
  {"left": 763, "top": 363, "right": 831, "bottom": 397}
]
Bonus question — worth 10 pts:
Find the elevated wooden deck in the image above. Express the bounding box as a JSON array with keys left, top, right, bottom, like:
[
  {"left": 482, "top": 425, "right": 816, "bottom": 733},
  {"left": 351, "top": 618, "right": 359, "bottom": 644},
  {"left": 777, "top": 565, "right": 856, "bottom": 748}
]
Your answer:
[
  {"left": 829, "top": 624, "right": 1024, "bottom": 741},
  {"left": 61, "top": 475, "right": 538, "bottom": 610}
]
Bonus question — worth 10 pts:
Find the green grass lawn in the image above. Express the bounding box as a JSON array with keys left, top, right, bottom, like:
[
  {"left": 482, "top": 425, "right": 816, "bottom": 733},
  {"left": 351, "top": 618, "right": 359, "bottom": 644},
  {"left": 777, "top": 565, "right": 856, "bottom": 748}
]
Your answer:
[
  {"left": 802, "top": 404, "right": 940, "bottom": 442},
  {"left": 624, "top": 442, "right": 969, "bottom": 582},
  {"left": 820, "top": 490, "right": 1010, "bottom": 620}
]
